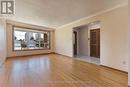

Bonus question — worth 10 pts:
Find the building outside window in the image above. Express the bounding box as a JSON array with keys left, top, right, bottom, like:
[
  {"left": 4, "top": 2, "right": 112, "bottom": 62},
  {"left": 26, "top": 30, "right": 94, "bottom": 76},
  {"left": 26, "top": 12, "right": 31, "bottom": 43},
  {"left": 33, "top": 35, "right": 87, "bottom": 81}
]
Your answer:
[{"left": 14, "top": 27, "right": 50, "bottom": 51}]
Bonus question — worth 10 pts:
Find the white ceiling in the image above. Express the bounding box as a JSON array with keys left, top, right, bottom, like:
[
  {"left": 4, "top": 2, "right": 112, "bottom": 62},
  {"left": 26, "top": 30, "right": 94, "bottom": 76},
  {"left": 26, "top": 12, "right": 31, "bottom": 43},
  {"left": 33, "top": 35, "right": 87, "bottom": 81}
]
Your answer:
[{"left": 7, "top": 0, "right": 128, "bottom": 28}]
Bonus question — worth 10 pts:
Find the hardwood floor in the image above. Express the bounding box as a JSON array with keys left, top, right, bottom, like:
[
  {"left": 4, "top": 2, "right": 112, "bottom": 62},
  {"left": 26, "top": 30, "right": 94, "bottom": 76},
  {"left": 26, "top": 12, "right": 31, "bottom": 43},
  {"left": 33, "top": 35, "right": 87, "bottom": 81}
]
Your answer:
[{"left": 0, "top": 54, "right": 128, "bottom": 87}]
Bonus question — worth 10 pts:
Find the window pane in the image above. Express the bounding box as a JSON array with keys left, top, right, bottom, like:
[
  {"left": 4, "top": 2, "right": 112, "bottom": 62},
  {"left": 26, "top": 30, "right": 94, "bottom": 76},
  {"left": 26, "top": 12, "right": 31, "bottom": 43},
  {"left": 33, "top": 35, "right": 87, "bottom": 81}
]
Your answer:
[
  {"left": 14, "top": 31, "right": 27, "bottom": 50},
  {"left": 39, "top": 32, "right": 50, "bottom": 49},
  {"left": 14, "top": 27, "right": 50, "bottom": 51},
  {"left": 39, "top": 33, "right": 44, "bottom": 48},
  {"left": 26, "top": 32, "right": 38, "bottom": 49}
]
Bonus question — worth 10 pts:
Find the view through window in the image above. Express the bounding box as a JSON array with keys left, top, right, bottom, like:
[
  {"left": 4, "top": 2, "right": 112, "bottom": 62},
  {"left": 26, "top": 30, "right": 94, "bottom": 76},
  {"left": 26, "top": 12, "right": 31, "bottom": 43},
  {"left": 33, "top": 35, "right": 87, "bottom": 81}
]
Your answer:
[{"left": 14, "top": 27, "right": 50, "bottom": 50}]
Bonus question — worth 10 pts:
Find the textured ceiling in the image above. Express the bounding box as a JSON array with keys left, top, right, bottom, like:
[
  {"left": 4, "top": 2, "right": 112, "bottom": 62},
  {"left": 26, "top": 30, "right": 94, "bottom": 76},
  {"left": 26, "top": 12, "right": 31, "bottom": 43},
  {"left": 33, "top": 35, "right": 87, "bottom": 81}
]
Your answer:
[{"left": 7, "top": 0, "right": 128, "bottom": 28}]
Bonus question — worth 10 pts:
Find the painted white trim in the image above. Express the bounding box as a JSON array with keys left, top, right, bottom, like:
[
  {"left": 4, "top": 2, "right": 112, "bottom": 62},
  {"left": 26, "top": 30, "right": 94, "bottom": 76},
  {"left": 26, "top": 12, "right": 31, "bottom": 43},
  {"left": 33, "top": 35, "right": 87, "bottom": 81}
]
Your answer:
[
  {"left": 57, "top": 2, "right": 128, "bottom": 29},
  {"left": 6, "top": 19, "right": 55, "bottom": 31}
]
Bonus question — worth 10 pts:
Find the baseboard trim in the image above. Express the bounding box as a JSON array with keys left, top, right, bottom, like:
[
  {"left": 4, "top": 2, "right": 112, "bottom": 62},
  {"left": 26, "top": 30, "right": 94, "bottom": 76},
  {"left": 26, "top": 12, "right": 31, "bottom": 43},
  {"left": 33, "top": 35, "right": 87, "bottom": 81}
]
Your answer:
[
  {"left": 100, "top": 65, "right": 128, "bottom": 74},
  {"left": 55, "top": 53, "right": 128, "bottom": 74},
  {"left": 7, "top": 52, "right": 55, "bottom": 58},
  {"left": 9, "top": 52, "right": 127, "bottom": 74},
  {"left": 55, "top": 53, "right": 73, "bottom": 58}
]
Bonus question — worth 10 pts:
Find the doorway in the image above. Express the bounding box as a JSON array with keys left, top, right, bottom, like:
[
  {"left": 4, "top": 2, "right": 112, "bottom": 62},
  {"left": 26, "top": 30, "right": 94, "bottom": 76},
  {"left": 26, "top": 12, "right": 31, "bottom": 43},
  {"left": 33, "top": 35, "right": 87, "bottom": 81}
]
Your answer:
[
  {"left": 73, "top": 21, "right": 101, "bottom": 65},
  {"left": 90, "top": 29, "right": 100, "bottom": 58},
  {"left": 73, "top": 31, "right": 78, "bottom": 56}
]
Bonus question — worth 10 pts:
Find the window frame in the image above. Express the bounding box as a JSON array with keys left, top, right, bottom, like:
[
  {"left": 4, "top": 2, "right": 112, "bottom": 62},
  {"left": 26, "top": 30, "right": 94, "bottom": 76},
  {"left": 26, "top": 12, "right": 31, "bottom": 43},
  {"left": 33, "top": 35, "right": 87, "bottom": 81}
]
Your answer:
[{"left": 12, "top": 26, "right": 51, "bottom": 51}]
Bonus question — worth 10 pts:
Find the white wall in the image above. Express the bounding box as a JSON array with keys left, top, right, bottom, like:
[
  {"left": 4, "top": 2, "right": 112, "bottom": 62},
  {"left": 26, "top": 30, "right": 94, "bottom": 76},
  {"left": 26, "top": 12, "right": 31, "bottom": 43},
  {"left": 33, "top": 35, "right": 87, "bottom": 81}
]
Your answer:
[
  {"left": 76, "top": 26, "right": 89, "bottom": 56},
  {"left": 0, "top": 18, "right": 6, "bottom": 66},
  {"left": 55, "top": 28, "right": 73, "bottom": 57},
  {"left": 55, "top": 5, "right": 128, "bottom": 72}
]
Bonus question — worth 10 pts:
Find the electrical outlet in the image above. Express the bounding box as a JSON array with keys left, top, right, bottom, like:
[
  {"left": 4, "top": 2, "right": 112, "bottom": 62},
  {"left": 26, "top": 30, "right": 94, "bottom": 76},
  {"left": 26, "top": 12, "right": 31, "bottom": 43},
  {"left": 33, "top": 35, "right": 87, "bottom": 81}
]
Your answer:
[{"left": 122, "top": 61, "right": 126, "bottom": 65}]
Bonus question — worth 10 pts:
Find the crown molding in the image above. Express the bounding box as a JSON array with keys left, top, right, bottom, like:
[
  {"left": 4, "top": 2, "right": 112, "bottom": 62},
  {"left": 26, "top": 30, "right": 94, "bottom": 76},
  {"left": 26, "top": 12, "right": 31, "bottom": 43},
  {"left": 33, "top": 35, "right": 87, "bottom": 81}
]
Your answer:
[
  {"left": 57, "top": 2, "right": 128, "bottom": 29},
  {"left": 6, "top": 19, "right": 55, "bottom": 31}
]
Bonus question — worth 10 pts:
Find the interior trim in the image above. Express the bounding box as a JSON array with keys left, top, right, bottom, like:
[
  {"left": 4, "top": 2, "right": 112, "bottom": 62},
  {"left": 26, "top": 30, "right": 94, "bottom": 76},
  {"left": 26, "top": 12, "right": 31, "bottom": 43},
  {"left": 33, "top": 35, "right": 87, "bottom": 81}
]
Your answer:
[
  {"left": 55, "top": 53, "right": 128, "bottom": 74},
  {"left": 7, "top": 52, "right": 55, "bottom": 58},
  {"left": 57, "top": 2, "right": 128, "bottom": 29},
  {"left": 100, "top": 65, "right": 128, "bottom": 74}
]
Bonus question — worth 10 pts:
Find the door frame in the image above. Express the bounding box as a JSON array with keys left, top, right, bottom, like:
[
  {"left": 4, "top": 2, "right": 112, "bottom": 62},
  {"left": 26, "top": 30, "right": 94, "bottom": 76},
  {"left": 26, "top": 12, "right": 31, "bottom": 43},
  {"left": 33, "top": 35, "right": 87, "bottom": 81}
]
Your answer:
[{"left": 73, "top": 29, "right": 79, "bottom": 57}]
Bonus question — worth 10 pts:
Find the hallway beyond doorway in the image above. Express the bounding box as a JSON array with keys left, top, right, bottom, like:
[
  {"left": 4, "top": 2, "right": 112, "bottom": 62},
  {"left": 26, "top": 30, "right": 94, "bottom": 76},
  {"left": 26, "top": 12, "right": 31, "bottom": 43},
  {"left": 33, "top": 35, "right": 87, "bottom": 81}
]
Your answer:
[{"left": 74, "top": 55, "right": 100, "bottom": 65}]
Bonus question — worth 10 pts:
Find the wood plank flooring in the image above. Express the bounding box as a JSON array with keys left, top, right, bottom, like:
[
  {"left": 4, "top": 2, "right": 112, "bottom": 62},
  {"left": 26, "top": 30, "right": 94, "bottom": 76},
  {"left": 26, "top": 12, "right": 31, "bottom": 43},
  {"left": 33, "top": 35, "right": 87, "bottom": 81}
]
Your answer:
[{"left": 0, "top": 54, "right": 128, "bottom": 87}]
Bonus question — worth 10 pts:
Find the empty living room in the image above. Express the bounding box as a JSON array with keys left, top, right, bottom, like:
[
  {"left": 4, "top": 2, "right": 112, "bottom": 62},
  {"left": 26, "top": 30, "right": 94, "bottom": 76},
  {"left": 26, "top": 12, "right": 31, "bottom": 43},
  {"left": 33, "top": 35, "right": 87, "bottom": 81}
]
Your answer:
[{"left": 0, "top": 0, "right": 130, "bottom": 87}]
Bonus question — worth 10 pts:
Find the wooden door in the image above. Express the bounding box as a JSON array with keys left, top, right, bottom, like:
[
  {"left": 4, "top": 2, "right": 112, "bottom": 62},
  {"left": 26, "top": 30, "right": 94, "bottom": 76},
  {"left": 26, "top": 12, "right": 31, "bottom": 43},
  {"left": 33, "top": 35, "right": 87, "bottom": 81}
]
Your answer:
[
  {"left": 90, "top": 29, "right": 100, "bottom": 58},
  {"left": 73, "top": 31, "right": 77, "bottom": 56}
]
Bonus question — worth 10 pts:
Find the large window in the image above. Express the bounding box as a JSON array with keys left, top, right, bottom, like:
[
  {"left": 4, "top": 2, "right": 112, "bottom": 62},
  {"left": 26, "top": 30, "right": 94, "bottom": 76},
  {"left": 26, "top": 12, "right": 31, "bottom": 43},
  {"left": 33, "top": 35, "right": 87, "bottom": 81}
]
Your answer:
[{"left": 13, "top": 27, "right": 50, "bottom": 51}]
